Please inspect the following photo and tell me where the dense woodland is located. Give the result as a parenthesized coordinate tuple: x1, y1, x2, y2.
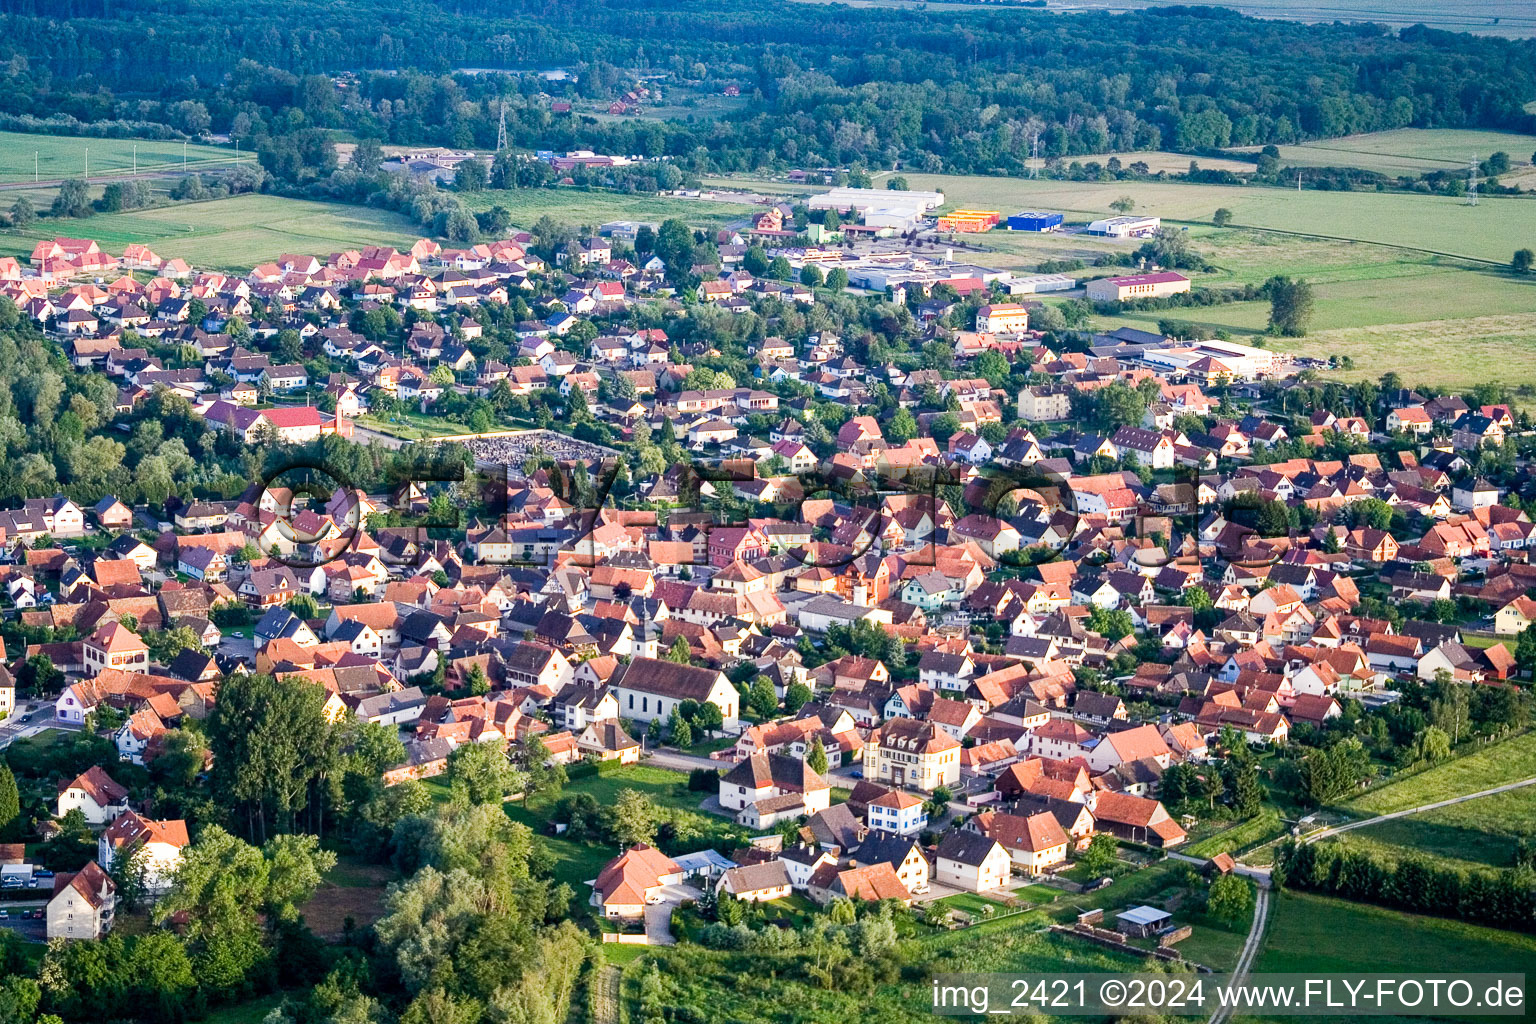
(1, 1, 1534, 174)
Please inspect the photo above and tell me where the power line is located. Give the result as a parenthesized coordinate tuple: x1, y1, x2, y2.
(496, 98, 508, 153)
(1467, 153, 1480, 206)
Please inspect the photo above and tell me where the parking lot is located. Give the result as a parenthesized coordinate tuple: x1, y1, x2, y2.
(0, 904, 47, 941)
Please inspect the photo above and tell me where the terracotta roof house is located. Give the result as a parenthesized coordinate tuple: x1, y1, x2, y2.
(590, 844, 683, 920)
(57, 766, 130, 825)
(1089, 791, 1186, 848)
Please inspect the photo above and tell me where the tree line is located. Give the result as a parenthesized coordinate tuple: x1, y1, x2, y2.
(1, 0, 1532, 177)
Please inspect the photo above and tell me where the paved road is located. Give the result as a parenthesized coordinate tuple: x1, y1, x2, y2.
(0, 705, 72, 750)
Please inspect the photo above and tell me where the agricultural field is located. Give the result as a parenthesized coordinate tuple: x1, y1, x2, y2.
(1342, 731, 1536, 816)
(457, 186, 754, 231)
(894, 170, 1536, 263)
(1253, 890, 1536, 976)
(1268, 313, 1536, 397)
(1227, 127, 1536, 177)
(1325, 784, 1536, 874)
(0, 185, 754, 274)
(0, 194, 421, 272)
(0, 130, 237, 184)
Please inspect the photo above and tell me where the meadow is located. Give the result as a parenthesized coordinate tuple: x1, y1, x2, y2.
(1227, 127, 1536, 176)
(0, 186, 755, 272)
(1321, 784, 1536, 875)
(1253, 890, 1536, 975)
(893, 171, 1536, 264)
(0, 194, 421, 271)
(458, 186, 754, 231)
(0, 130, 237, 184)
(1341, 731, 1536, 816)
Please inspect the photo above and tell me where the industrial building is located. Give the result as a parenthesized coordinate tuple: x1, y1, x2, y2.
(935, 210, 1000, 233)
(1085, 215, 1161, 238)
(1008, 273, 1076, 294)
(807, 187, 945, 215)
(1084, 271, 1190, 302)
(1007, 211, 1063, 232)
(1138, 338, 1285, 382)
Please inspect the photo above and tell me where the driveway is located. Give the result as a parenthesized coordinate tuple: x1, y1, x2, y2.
(645, 883, 701, 945)
(645, 749, 730, 773)
(219, 633, 257, 665)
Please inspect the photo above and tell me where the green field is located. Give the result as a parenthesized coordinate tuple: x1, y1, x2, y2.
(1253, 890, 1536, 975)
(0, 185, 753, 273)
(895, 171, 1536, 264)
(1342, 731, 1536, 816)
(458, 187, 753, 232)
(1185, 810, 1288, 860)
(0, 130, 237, 184)
(1325, 787, 1536, 874)
(0, 194, 421, 271)
(1227, 128, 1536, 176)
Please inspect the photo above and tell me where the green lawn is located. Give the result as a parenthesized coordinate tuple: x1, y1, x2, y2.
(200, 994, 288, 1024)
(0, 130, 236, 184)
(1323, 787, 1536, 873)
(1184, 810, 1287, 860)
(896, 170, 1536, 263)
(1342, 731, 1536, 815)
(0, 194, 422, 272)
(934, 891, 1010, 918)
(458, 187, 754, 231)
(601, 942, 654, 966)
(1254, 890, 1536, 975)
(673, 734, 738, 758)
(1011, 883, 1060, 905)
(496, 764, 750, 915)
(354, 412, 466, 441)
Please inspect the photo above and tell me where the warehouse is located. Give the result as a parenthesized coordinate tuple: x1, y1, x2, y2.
(1084, 271, 1190, 302)
(1007, 211, 1064, 232)
(935, 210, 1000, 233)
(1007, 273, 1075, 294)
(807, 187, 945, 215)
(1085, 215, 1161, 238)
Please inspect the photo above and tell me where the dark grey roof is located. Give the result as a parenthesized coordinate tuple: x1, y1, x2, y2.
(936, 830, 1003, 867)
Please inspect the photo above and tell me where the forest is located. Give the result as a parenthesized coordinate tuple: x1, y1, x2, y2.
(0, 0, 1534, 174)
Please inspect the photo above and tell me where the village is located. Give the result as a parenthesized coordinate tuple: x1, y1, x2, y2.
(0, 183, 1531, 971)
